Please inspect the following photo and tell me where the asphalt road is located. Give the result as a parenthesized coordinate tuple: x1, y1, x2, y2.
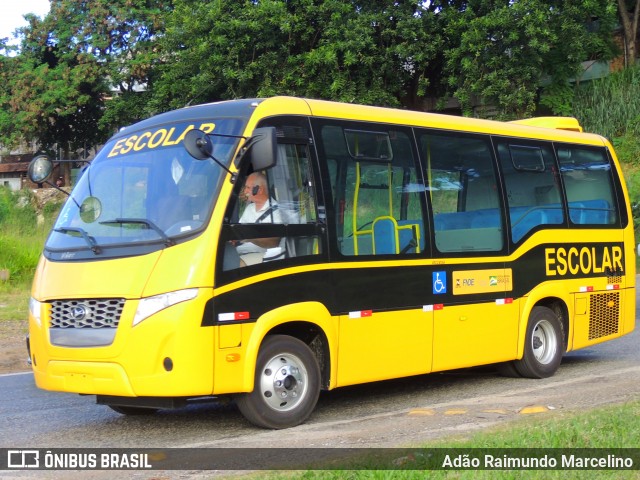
(1, 290, 639, 452)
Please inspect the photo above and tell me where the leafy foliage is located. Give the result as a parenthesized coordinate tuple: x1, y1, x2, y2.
(0, 187, 56, 285)
(151, 1, 443, 112)
(573, 63, 640, 139)
(0, 0, 628, 154)
(0, 0, 171, 157)
(443, 0, 617, 119)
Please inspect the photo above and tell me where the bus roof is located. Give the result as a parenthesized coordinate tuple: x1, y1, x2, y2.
(509, 117, 583, 132)
(115, 96, 603, 147)
(114, 98, 261, 139)
(290, 97, 602, 145)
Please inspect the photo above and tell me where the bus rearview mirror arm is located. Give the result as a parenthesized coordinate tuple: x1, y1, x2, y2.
(27, 155, 88, 207)
(183, 129, 238, 183)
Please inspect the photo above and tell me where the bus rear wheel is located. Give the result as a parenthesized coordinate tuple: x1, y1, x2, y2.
(236, 335, 320, 429)
(514, 306, 564, 379)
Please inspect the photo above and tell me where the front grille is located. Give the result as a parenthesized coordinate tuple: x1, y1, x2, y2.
(588, 292, 620, 340)
(49, 298, 125, 328)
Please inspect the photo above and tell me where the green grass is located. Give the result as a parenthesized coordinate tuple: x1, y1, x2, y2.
(248, 401, 640, 479)
(0, 288, 30, 323)
(573, 64, 640, 140)
(0, 187, 61, 322)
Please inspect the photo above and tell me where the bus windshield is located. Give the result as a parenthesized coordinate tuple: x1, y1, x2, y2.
(45, 119, 243, 259)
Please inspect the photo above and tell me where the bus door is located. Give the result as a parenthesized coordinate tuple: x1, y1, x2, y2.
(212, 119, 325, 378)
(316, 122, 432, 386)
(419, 130, 518, 372)
(218, 118, 324, 273)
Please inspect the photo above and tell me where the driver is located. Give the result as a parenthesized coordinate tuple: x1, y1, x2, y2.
(235, 172, 285, 265)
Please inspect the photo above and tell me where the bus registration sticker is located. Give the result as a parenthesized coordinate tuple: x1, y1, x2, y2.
(452, 269, 513, 295)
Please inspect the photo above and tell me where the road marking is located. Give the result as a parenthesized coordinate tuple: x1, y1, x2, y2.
(518, 405, 550, 414)
(444, 409, 467, 415)
(408, 408, 436, 416)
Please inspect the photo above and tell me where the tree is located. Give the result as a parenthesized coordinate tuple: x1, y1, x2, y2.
(152, 0, 443, 111)
(441, 0, 617, 119)
(43, 0, 172, 131)
(0, 0, 625, 158)
(617, 0, 640, 66)
(5, 13, 108, 183)
(0, 0, 172, 171)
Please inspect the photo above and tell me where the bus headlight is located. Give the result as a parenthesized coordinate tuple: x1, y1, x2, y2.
(29, 297, 42, 327)
(133, 288, 199, 326)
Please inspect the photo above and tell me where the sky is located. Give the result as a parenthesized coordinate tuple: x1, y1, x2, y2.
(0, 0, 50, 44)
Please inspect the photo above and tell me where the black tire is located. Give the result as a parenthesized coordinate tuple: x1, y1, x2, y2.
(108, 405, 158, 415)
(514, 306, 564, 379)
(496, 361, 522, 378)
(235, 335, 321, 429)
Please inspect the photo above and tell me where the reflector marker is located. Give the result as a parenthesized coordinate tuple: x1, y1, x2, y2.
(606, 284, 620, 290)
(218, 311, 250, 322)
(579, 286, 594, 292)
(423, 304, 444, 311)
(349, 310, 373, 318)
(495, 298, 513, 305)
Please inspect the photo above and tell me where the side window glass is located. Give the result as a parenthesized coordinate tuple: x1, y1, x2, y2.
(419, 132, 503, 253)
(557, 145, 618, 225)
(321, 124, 426, 256)
(496, 142, 564, 242)
(222, 142, 321, 270)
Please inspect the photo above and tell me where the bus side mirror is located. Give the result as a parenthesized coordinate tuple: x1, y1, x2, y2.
(183, 129, 213, 160)
(28, 155, 54, 183)
(246, 127, 277, 171)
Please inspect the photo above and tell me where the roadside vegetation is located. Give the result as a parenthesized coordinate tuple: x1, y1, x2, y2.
(252, 400, 640, 478)
(0, 187, 61, 323)
(574, 63, 640, 238)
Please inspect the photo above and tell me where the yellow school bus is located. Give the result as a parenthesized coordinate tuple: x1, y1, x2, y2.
(27, 97, 635, 429)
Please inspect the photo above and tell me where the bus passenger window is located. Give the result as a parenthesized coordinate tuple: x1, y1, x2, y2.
(320, 124, 425, 257)
(496, 142, 564, 243)
(557, 146, 618, 226)
(419, 132, 503, 253)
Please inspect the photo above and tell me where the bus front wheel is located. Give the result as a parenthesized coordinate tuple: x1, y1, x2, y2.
(236, 335, 321, 429)
(514, 306, 564, 379)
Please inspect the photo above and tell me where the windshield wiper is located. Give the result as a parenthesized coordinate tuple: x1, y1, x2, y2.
(54, 227, 102, 254)
(99, 218, 175, 247)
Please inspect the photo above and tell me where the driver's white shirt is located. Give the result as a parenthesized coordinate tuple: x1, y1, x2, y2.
(236, 199, 282, 255)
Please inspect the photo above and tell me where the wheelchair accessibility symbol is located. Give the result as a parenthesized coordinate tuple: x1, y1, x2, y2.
(433, 271, 447, 294)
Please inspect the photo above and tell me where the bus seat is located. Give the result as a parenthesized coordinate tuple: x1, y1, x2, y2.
(511, 208, 548, 242)
(372, 216, 398, 254)
(397, 220, 423, 253)
(569, 199, 611, 224)
(434, 212, 461, 231)
(470, 209, 501, 228)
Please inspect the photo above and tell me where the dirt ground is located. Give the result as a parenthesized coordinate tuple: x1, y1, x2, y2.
(0, 319, 31, 374)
